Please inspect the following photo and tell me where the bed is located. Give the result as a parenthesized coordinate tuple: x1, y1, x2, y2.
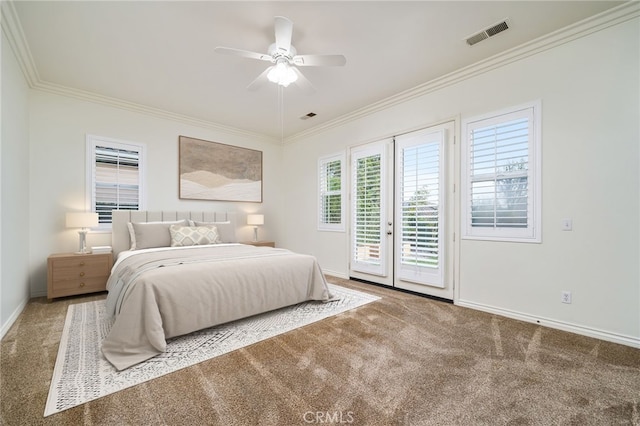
(102, 210, 333, 370)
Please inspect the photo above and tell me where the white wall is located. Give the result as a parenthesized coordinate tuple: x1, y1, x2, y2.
(28, 91, 283, 296)
(457, 20, 639, 344)
(3, 4, 638, 348)
(1, 30, 31, 336)
(281, 18, 640, 345)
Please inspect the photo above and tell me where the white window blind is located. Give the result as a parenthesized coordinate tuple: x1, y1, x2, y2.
(318, 153, 345, 231)
(400, 140, 440, 268)
(352, 151, 382, 266)
(87, 135, 146, 228)
(462, 102, 541, 242)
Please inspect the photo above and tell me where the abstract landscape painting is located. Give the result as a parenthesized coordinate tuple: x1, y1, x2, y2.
(179, 136, 262, 202)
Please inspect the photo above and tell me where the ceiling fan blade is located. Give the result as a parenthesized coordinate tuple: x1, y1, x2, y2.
(247, 66, 273, 91)
(214, 47, 272, 62)
(293, 54, 347, 67)
(274, 16, 293, 54)
(291, 67, 315, 94)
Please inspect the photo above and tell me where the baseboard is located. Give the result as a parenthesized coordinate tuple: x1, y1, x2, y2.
(456, 299, 640, 349)
(0, 296, 29, 340)
(323, 269, 349, 280)
(30, 289, 47, 298)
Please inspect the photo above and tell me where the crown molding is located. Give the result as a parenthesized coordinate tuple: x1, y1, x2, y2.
(34, 80, 279, 144)
(1, 0, 278, 145)
(284, 1, 640, 144)
(3, 1, 637, 146)
(32, 80, 279, 144)
(1, 0, 39, 86)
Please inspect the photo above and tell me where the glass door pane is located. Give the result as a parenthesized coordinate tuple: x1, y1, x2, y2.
(394, 122, 453, 299)
(350, 140, 392, 282)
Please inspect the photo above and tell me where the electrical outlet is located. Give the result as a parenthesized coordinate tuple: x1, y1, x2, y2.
(561, 291, 572, 304)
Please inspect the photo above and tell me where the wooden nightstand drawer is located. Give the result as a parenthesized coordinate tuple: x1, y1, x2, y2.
(51, 256, 111, 281)
(50, 277, 109, 295)
(47, 252, 113, 300)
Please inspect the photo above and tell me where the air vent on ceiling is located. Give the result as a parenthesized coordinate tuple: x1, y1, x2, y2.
(300, 112, 317, 120)
(465, 19, 510, 46)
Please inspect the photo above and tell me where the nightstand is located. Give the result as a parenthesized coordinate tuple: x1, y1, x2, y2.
(242, 241, 275, 248)
(47, 252, 113, 300)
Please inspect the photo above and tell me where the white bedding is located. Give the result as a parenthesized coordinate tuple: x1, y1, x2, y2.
(102, 244, 333, 370)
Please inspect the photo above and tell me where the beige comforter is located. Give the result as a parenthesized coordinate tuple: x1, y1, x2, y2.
(102, 244, 332, 370)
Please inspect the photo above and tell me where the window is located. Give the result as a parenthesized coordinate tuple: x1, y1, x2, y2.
(318, 152, 345, 231)
(86, 135, 146, 229)
(461, 101, 541, 242)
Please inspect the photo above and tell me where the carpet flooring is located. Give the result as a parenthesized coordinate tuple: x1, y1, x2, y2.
(45, 284, 378, 416)
(1, 277, 639, 425)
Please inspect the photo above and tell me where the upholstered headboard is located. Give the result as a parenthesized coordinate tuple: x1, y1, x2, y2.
(111, 210, 237, 258)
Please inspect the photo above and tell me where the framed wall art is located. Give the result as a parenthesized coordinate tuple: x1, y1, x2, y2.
(179, 136, 263, 202)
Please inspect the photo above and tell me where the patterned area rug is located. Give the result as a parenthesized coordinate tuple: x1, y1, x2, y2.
(44, 284, 379, 417)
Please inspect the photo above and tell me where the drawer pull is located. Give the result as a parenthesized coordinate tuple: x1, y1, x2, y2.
(80, 282, 85, 288)
(79, 272, 85, 277)
(79, 261, 85, 266)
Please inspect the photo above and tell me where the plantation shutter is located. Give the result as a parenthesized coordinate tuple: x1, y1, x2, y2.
(351, 145, 386, 275)
(395, 129, 444, 287)
(90, 140, 143, 226)
(469, 112, 530, 229)
(462, 103, 540, 242)
(318, 154, 344, 231)
(95, 146, 140, 224)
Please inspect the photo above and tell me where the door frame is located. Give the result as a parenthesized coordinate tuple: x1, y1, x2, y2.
(393, 121, 455, 300)
(346, 120, 458, 301)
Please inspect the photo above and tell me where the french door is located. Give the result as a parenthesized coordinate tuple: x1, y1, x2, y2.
(349, 139, 394, 286)
(350, 122, 454, 300)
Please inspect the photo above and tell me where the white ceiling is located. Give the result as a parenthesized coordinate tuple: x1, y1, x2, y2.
(12, 1, 623, 141)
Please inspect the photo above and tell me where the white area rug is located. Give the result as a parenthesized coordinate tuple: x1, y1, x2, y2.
(45, 284, 379, 417)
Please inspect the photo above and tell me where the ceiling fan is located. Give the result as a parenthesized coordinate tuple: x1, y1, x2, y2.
(214, 16, 346, 93)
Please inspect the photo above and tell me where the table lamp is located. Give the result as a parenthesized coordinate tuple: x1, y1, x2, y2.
(247, 214, 264, 242)
(66, 212, 99, 254)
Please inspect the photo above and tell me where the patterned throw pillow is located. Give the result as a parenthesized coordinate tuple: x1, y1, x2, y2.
(189, 220, 237, 243)
(169, 225, 221, 247)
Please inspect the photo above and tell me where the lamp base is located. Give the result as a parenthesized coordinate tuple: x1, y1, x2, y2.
(77, 229, 90, 254)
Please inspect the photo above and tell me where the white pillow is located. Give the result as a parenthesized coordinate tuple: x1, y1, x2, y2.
(127, 220, 188, 250)
(170, 225, 221, 247)
(189, 220, 237, 243)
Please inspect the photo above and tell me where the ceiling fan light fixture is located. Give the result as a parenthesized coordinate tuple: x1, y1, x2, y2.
(216, 16, 344, 92)
(267, 61, 298, 87)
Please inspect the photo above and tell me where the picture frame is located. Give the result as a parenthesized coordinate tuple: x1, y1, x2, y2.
(179, 136, 263, 202)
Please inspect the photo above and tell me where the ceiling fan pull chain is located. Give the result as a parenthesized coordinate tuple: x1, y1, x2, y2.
(279, 86, 285, 143)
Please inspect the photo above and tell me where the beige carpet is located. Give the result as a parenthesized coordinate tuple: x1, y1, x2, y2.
(1, 277, 639, 425)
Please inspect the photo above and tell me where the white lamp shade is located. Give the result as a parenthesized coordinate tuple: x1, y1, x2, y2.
(247, 214, 264, 226)
(267, 62, 298, 87)
(66, 212, 99, 228)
